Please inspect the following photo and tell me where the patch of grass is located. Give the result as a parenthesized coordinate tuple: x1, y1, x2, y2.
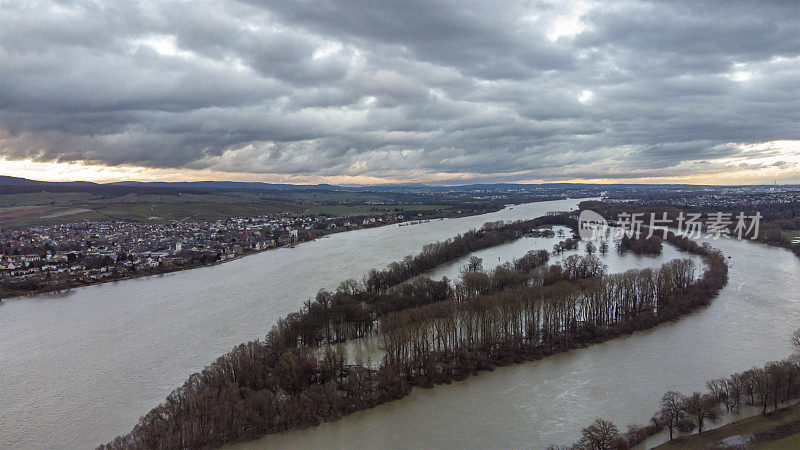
(281, 191, 386, 203)
(97, 202, 300, 222)
(304, 204, 452, 217)
(0, 192, 97, 207)
(0, 205, 107, 227)
(0, 192, 303, 227)
(99, 193, 258, 204)
(657, 402, 800, 449)
(0, 190, 461, 227)
(781, 230, 800, 245)
(757, 433, 800, 449)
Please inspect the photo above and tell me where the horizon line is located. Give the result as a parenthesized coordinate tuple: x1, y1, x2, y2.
(2, 174, 796, 188)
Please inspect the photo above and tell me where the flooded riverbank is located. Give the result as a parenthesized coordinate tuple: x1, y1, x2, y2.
(233, 236, 799, 449)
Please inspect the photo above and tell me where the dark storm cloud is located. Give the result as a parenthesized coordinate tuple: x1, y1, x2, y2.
(1, 0, 798, 181)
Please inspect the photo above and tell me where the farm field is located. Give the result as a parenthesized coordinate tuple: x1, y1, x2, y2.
(0, 190, 461, 227)
(303, 203, 452, 216)
(0, 191, 305, 227)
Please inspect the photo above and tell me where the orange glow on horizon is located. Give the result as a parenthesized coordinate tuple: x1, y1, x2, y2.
(2, 158, 798, 186)
(2, 139, 799, 187)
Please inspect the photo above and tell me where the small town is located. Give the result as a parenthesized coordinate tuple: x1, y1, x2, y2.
(0, 210, 413, 297)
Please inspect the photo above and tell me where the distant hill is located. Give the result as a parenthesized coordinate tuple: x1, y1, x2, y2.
(109, 180, 333, 191)
(0, 176, 529, 193)
(0, 176, 347, 195)
(0, 177, 590, 194)
(0, 175, 97, 187)
(0, 176, 210, 196)
(3, 175, 795, 195)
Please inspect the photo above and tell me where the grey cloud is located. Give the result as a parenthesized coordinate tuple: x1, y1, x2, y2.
(0, 0, 798, 182)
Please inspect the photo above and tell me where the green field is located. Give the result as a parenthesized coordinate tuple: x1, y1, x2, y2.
(0, 203, 299, 227)
(0, 205, 108, 227)
(97, 202, 299, 222)
(0, 191, 305, 227)
(0, 192, 99, 207)
(657, 402, 800, 449)
(280, 191, 387, 203)
(759, 433, 800, 449)
(304, 204, 452, 216)
(0, 189, 459, 227)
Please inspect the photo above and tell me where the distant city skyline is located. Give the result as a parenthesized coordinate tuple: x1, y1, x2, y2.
(1, 1, 798, 185)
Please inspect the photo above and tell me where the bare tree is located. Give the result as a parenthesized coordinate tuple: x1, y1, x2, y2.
(683, 392, 721, 433)
(659, 391, 685, 441)
(460, 256, 484, 277)
(579, 418, 619, 450)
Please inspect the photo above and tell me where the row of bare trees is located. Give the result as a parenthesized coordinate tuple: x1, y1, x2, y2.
(101, 227, 726, 449)
(363, 216, 574, 292)
(553, 237, 580, 254)
(379, 255, 712, 385)
(263, 222, 584, 350)
(617, 233, 663, 255)
(269, 218, 577, 348)
(566, 330, 800, 449)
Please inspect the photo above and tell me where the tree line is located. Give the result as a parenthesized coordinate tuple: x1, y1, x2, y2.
(378, 249, 717, 387)
(381, 260, 693, 378)
(266, 216, 575, 349)
(616, 233, 663, 255)
(100, 224, 727, 449)
(363, 216, 574, 292)
(563, 329, 800, 449)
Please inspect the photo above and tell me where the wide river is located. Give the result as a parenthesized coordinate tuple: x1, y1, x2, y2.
(1, 198, 798, 449)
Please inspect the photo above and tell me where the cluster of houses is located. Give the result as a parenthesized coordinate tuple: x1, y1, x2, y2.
(612, 187, 800, 209)
(0, 210, 411, 296)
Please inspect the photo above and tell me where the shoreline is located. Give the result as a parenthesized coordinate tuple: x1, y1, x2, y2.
(1, 204, 515, 301)
(653, 401, 800, 449)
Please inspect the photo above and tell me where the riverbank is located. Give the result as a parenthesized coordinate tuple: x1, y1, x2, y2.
(0, 205, 508, 300)
(656, 402, 800, 449)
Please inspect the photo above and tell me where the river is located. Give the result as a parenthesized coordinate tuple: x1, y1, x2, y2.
(1, 198, 584, 449)
(2, 199, 797, 449)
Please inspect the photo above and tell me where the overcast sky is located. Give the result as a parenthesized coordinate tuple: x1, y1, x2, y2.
(1, 0, 798, 184)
